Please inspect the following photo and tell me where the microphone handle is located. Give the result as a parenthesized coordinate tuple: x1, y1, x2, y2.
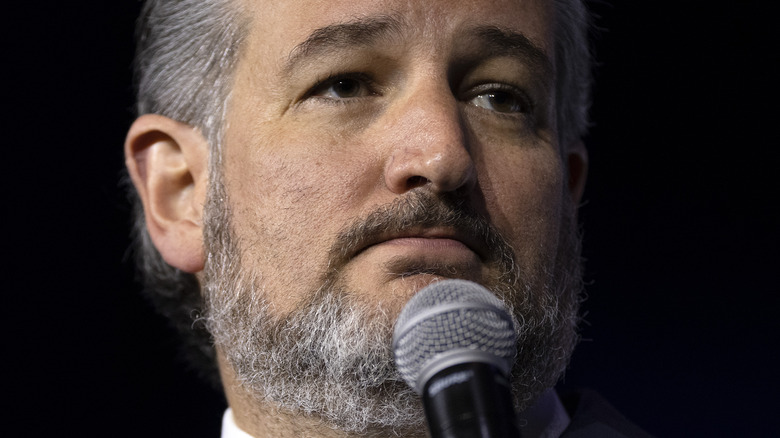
(422, 362, 522, 438)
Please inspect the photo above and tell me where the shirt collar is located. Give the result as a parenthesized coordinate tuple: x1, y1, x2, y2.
(221, 408, 254, 438)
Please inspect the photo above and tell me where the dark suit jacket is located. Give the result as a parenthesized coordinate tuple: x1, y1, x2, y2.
(559, 390, 655, 438)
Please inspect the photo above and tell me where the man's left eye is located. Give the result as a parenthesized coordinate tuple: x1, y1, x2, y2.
(467, 88, 530, 114)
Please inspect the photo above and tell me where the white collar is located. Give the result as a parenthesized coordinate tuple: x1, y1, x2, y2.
(221, 389, 570, 438)
(221, 408, 254, 438)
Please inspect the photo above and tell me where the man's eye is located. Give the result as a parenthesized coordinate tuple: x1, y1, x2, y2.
(310, 76, 373, 99)
(468, 88, 530, 114)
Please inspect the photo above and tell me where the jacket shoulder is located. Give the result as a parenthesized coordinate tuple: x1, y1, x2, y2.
(559, 389, 655, 438)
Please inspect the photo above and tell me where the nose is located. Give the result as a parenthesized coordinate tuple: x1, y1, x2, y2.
(382, 85, 477, 195)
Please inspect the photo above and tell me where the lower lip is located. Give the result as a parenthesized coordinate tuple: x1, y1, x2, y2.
(380, 237, 470, 251)
(358, 237, 483, 282)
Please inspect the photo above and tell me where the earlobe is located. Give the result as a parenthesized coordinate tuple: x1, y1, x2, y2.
(566, 141, 588, 205)
(125, 114, 209, 273)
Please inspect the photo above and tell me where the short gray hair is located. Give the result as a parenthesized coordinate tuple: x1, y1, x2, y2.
(126, 0, 593, 383)
(553, 0, 593, 148)
(128, 0, 249, 384)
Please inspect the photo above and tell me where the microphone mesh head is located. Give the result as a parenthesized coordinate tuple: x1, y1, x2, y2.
(392, 279, 516, 394)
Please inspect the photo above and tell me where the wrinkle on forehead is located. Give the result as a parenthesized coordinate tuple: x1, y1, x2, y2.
(242, 0, 554, 54)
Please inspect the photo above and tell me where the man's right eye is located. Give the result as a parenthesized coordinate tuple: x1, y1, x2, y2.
(308, 74, 376, 100)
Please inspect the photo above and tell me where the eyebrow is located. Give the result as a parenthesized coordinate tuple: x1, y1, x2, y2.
(284, 15, 405, 75)
(470, 25, 553, 82)
(283, 16, 552, 82)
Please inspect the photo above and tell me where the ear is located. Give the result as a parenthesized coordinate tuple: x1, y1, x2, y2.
(565, 140, 588, 205)
(125, 114, 209, 273)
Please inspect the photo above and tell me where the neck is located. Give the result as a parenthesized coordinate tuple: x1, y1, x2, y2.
(219, 354, 569, 438)
(224, 385, 568, 438)
(219, 356, 427, 438)
(230, 406, 426, 438)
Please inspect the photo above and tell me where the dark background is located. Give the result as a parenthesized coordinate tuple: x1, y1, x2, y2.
(6, 1, 778, 436)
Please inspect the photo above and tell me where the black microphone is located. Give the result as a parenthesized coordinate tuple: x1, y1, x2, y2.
(393, 279, 522, 438)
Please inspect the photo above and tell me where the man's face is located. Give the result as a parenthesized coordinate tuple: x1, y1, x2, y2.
(222, 0, 565, 316)
(203, 0, 584, 433)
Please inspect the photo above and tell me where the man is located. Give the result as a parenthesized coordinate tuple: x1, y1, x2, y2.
(124, 0, 651, 436)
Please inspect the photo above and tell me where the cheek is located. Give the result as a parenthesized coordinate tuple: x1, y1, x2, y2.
(221, 122, 381, 304)
(227, 147, 331, 248)
(480, 147, 565, 256)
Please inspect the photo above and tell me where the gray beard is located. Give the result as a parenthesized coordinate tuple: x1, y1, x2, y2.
(201, 182, 583, 436)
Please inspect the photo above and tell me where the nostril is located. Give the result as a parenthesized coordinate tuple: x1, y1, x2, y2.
(406, 175, 429, 190)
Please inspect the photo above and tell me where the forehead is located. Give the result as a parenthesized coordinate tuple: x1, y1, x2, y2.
(239, 0, 554, 62)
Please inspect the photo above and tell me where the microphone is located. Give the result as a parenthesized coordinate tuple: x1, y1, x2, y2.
(393, 279, 521, 438)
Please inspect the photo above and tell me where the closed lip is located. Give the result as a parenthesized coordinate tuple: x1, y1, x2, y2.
(352, 227, 488, 261)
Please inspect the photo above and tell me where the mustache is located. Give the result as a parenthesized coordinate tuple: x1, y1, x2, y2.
(326, 190, 515, 273)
